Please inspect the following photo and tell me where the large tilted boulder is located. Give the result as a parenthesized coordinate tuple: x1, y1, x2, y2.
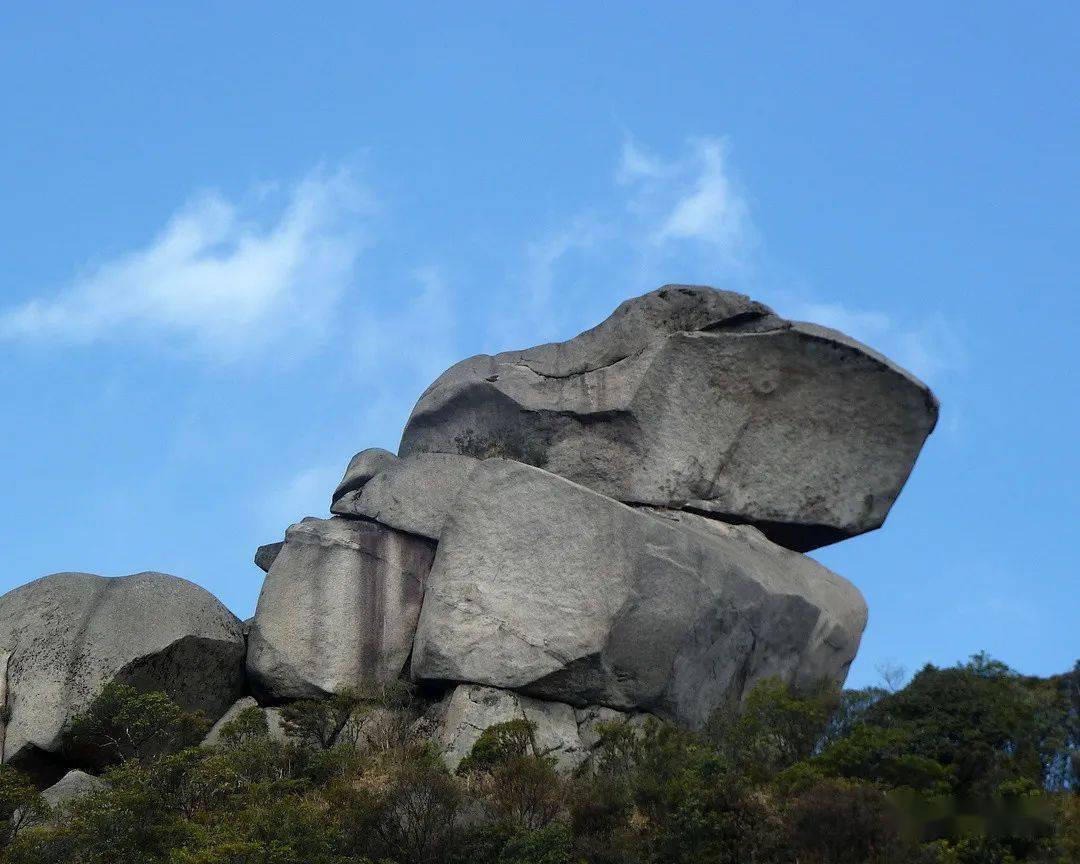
(411, 459, 867, 729)
(247, 517, 436, 700)
(0, 571, 245, 780)
(399, 285, 938, 551)
(332, 453, 480, 540)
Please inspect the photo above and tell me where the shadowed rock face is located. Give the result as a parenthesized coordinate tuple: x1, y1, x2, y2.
(0, 571, 245, 782)
(398, 285, 938, 552)
(247, 517, 436, 701)
(410, 460, 867, 729)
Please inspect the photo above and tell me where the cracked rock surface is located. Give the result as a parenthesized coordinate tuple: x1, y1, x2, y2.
(399, 284, 938, 551)
(410, 459, 867, 729)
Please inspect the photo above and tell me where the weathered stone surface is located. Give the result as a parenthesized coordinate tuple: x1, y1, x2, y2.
(411, 460, 867, 728)
(0, 571, 245, 779)
(41, 769, 105, 810)
(254, 541, 284, 573)
(399, 285, 938, 551)
(331, 448, 399, 506)
(426, 683, 633, 771)
(202, 697, 289, 746)
(331, 453, 480, 540)
(247, 517, 436, 700)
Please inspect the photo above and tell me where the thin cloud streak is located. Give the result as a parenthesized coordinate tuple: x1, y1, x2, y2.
(1, 168, 370, 359)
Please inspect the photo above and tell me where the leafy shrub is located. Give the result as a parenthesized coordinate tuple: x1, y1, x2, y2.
(2, 655, 1077, 863)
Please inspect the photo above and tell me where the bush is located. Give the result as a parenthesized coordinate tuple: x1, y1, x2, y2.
(61, 682, 209, 768)
(2, 656, 1076, 864)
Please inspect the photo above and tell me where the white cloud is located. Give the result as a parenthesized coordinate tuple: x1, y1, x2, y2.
(616, 139, 672, 184)
(616, 136, 752, 261)
(1, 168, 370, 358)
(481, 137, 755, 351)
(654, 139, 749, 250)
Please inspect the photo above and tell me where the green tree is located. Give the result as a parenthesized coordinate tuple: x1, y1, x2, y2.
(62, 682, 209, 768)
(0, 765, 46, 850)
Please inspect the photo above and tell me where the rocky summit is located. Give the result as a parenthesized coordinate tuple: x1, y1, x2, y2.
(0, 284, 937, 780)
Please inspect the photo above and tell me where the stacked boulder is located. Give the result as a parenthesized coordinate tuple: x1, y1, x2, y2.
(0, 285, 938, 782)
(248, 285, 937, 746)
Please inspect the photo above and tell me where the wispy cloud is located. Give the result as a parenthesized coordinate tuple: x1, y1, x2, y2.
(484, 136, 755, 350)
(620, 136, 753, 262)
(1, 168, 370, 359)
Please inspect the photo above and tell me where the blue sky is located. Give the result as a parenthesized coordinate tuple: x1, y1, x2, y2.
(1, 3, 1077, 688)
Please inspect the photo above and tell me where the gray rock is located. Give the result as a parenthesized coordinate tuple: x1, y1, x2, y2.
(411, 460, 867, 728)
(331, 453, 480, 540)
(202, 697, 289, 746)
(254, 542, 284, 573)
(399, 285, 938, 551)
(0, 571, 245, 779)
(574, 704, 636, 750)
(41, 769, 105, 810)
(428, 684, 617, 772)
(331, 448, 399, 506)
(247, 517, 436, 700)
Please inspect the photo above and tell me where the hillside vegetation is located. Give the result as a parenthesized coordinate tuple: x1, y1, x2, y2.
(0, 654, 1076, 864)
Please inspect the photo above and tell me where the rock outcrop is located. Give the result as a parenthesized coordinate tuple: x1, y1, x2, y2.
(0, 571, 245, 781)
(331, 448, 400, 506)
(40, 769, 106, 811)
(0, 283, 938, 780)
(202, 696, 290, 746)
(253, 542, 284, 574)
(331, 453, 480, 540)
(399, 285, 937, 552)
(411, 459, 867, 728)
(425, 683, 646, 771)
(247, 517, 436, 700)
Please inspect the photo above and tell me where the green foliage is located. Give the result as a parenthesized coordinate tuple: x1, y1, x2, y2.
(214, 706, 269, 748)
(456, 718, 539, 775)
(279, 688, 366, 751)
(496, 823, 574, 864)
(62, 682, 209, 768)
(0, 766, 45, 850)
(705, 676, 839, 782)
(459, 720, 563, 832)
(857, 654, 1068, 797)
(3, 656, 1078, 864)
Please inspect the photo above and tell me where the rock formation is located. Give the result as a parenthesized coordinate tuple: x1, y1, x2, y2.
(410, 459, 866, 728)
(247, 517, 435, 700)
(0, 284, 937, 781)
(0, 571, 244, 782)
(399, 285, 937, 552)
(423, 683, 648, 771)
